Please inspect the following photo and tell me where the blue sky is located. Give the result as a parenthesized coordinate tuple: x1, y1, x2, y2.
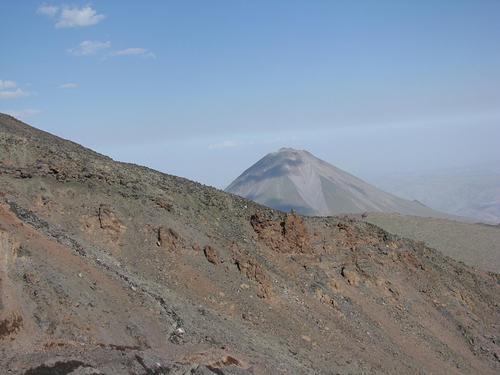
(1, 1, 499, 188)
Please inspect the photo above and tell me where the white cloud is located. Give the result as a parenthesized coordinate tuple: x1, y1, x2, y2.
(110, 48, 156, 58)
(208, 140, 239, 150)
(68, 42, 155, 59)
(68, 40, 111, 56)
(0, 88, 30, 100)
(0, 80, 17, 90)
(55, 5, 105, 28)
(37, 4, 105, 28)
(111, 48, 145, 56)
(1, 109, 41, 119)
(37, 3, 59, 17)
(0, 80, 31, 99)
(59, 82, 79, 89)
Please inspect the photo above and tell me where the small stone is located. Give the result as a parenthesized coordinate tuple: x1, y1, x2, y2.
(341, 266, 360, 286)
(203, 245, 220, 264)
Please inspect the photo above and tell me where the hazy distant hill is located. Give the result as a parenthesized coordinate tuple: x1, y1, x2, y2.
(373, 165, 500, 224)
(227, 148, 451, 218)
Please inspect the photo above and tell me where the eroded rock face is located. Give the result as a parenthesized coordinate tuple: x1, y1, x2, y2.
(250, 212, 313, 254)
(341, 266, 360, 286)
(0, 230, 25, 340)
(232, 244, 272, 299)
(0, 312, 23, 339)
(204, 245, 220, 264)
(98, 204, 125, 236)
(157, 226, 181, 250)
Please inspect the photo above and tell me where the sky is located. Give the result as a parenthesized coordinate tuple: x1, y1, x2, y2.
(1, 0, 499, 188)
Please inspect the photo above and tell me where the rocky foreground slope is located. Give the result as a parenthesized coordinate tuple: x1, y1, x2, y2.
(0, 113, 499, 374)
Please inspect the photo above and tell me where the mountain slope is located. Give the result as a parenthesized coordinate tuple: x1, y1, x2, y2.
(0, 113, 499, 374)
(363, 212, 500, 273)
(226, 148, 451, 218)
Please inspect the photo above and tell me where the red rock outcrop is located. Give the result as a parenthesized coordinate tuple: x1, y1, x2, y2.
(250, 212, 313, 254)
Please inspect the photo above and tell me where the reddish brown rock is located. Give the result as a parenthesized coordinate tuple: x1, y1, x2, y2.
(157, 226, 180, 250)
(0, 312, 22, 339)
(341, 266, 360, 286)
(98, 204, 125, 235)
(232, 244, 272, 298)
(250, 212, 313, 254)
(204, 245, 220, 264)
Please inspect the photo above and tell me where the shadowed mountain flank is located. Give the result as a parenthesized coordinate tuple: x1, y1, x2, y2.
(0, 114, 499, 374)
(226, 148, 454, 218)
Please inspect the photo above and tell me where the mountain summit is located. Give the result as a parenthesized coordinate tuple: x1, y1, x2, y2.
(227, 148, 448, 217)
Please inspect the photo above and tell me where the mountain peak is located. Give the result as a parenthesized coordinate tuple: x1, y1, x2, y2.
(227, 149, 450, 218)
(277, 147, 305, 153)
(275, 147, 312, 158)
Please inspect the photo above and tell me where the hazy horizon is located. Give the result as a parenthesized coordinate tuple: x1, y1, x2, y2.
(1, 1, 499, 188)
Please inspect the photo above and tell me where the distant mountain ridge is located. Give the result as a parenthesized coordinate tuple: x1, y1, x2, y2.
(372, 165, 500, 224)
(227, 148, 452, 218)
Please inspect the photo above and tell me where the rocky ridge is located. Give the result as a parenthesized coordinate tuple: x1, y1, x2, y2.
(0, 113, 499, 374)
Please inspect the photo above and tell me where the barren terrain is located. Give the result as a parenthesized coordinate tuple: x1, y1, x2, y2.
(0, 113, 499, 374)
(365, 213, 500, 273)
